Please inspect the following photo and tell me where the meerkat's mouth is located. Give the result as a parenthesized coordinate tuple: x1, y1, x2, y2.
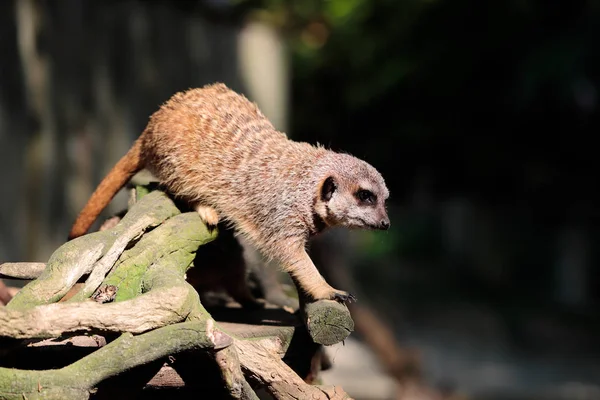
(347, 217, 383, 230)
(359, 218, 390, 231)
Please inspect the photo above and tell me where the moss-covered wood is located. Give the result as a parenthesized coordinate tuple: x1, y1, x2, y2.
(0, 185, 355, 399)
(0, 321, 228, 400)
(6, 191, 182, 310)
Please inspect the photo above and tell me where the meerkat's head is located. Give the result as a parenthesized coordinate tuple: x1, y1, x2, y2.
(314, 154, 390, 231)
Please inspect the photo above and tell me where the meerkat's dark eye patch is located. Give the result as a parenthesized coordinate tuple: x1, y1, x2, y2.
(321, 176, 337, 201)
(356, 189, 376, 205)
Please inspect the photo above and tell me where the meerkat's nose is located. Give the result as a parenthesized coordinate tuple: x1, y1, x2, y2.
(379, 219, 390, 230)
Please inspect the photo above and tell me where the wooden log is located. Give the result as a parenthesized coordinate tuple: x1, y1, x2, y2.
(304, 299, 354, 346)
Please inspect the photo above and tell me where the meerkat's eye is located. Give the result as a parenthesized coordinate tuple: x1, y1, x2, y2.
(356, 189, 376, 204)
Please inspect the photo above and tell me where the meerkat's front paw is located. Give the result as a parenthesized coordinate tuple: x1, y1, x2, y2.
(194, 205, 220, 230)
(307, 286, 357, 304)
(330, 290, 357, 304)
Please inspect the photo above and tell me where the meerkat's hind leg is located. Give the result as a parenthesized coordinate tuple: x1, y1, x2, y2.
(223, 269, 264, 310)
(194, 204, 220, 230)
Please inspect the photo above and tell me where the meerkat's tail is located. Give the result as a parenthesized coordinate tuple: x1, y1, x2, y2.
(68, 138, 144, 240)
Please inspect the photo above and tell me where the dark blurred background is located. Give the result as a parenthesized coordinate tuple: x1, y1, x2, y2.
(1, 1, 599, 399)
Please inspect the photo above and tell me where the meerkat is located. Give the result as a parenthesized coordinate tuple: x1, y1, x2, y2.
(68, 83, 390, 303)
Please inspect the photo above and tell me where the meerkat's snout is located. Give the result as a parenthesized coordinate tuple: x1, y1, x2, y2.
(379, 215, 390, 230)
(367, 207, 390, 230)
(378, 204, 390, 230)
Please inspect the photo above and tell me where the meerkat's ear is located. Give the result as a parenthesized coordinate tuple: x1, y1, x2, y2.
(320, 176, 337, 201)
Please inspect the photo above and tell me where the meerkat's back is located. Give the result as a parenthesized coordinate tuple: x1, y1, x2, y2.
(141, 84, 298, 200)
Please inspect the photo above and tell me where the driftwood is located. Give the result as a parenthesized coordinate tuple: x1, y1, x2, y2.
(0, 187, 354, 399)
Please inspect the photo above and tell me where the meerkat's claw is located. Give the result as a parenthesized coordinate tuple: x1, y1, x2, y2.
(195, 205, 220, 229)
(331, 291, 357, 304)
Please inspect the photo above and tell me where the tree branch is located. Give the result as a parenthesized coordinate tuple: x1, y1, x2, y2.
(0, 262, 46, 280)
(0, 186, 355, 399)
